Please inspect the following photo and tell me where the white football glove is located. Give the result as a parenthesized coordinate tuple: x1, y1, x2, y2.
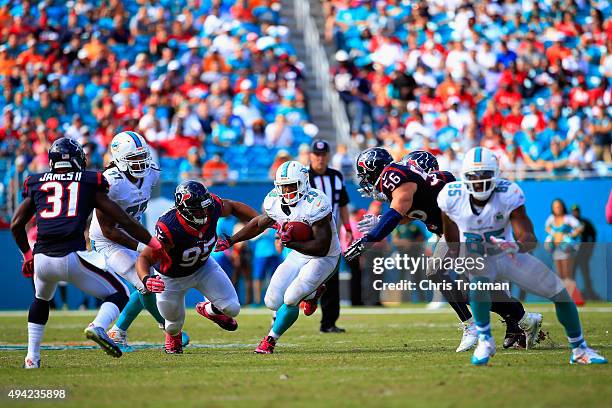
(357, 214, 381, 234)
(489, 236, 519, 256)
(357, 188, 388, 202)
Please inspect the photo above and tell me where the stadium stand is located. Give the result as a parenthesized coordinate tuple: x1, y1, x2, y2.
(0, 0, 316, 214)
(323, 0, 612, 176)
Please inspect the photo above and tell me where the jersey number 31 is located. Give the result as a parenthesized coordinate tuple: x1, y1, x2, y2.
(39, 181, 80, 219)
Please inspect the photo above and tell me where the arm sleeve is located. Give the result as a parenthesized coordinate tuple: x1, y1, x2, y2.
(155, 220, 174, 247)
(505, 182, 526, 214)
(364, 208, 403, 242)
(21, 176, 31, 199)
(309, 195, 332, 223)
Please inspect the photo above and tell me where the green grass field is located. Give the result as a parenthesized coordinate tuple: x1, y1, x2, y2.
(0, 305, 610, 408)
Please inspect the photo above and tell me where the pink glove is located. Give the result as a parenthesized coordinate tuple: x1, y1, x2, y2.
(22, 249, 34, 278)
(490, 236, 519, 256)
(277, 224, 294, 245)
(214, 234, 232, 252)
(142, 275, 165, 293)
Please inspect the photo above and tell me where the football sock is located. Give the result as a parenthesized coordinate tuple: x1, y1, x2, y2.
(551, 290, 584, 348)
(270, 304, 299, 339)
(139, 292, 165, 325)
(116, 291, 144, 331)
(431, 272, 472, 322)
(92, 302, 120, 329)
(490, 291, 525, 323)
(205, 302, 223, 316)
(469, 277, 492, 337)
(27, 322, 45, 361)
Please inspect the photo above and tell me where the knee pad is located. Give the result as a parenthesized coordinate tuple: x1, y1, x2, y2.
(264, 293, 282, 311)
(220, 301, 240, 318)
(28, 297, 51, 325)
(104, 291, 129, 311)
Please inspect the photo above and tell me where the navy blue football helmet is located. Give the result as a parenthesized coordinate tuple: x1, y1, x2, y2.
(175, 180, 214, 226)
(401, 150, 439, 173)
(48, 137, 86, 171)
(355, 147, 394, 194)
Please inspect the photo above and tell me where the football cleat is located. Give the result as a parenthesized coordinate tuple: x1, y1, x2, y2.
(254, 336, 276, 354)
(84, 324, 122, 358)
(164, 332, 183, 354)
(301, 284, 326, 316)
(502, 319, 526, 349)
(471, 334, 496, 366)
(23, 357, 40, 369)
(107, 327, 134, 353)
(518, 312, 543, 350)
(570, 344, 608, 365)
(196, 301, 238, 331)
(320, 326, 346, 333)
(456, 320, 478, 352)
(182, 331, 190, 347)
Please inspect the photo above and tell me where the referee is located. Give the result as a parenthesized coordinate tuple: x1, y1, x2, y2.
(308, 139, 352, 333)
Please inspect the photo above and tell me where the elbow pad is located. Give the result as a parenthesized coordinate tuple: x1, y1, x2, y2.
(364, 208, 403, 242)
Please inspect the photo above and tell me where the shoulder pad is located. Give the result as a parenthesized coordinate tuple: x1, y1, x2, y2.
(263, 189, 278, 213)
(307, 189, 332, 223)
(437, 182, 463, 215)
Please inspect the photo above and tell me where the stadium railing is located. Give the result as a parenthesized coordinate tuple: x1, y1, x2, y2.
(294, 0, 351, 149)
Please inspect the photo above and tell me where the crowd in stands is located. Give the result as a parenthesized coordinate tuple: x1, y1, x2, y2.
(325, 0, 612, 175)
(0, 0, 316, 212)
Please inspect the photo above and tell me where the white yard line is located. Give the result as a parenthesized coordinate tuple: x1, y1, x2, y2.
(0, 306, 611, 317)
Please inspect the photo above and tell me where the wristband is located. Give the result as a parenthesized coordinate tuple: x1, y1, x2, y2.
(23, 248, 33, 260)
(137, 242, 147, 253)
(343, 223, 352, 233)
(142, 275, 150, 286)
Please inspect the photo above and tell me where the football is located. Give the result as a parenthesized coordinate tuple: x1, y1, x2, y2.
(283, 221, 313, 241)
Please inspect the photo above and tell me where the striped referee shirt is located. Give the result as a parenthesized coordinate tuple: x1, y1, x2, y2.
(308, 167, 349, 223)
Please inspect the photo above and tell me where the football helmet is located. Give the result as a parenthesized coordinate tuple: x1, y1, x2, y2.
(401, 150, 439, 173)
(355, 147, 393, 195)
(49, 137, 86, 171)
(461, 147, 499, 201)
(274, 161, 310, 205)
(175, 180, 214, 226)
(110, 131, 152, 178)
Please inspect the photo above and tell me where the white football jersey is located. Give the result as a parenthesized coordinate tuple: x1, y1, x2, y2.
(89, 163, 160, 248)
(263, 187, 341, 258)
(437, 179, 525, 256)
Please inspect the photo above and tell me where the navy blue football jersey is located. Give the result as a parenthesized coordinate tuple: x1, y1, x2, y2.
(378, 162, 455, 234)
(154, 194, 224, 278)
(23, 171, 109, 256)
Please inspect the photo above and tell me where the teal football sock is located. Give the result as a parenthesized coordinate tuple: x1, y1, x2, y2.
(552, 290, 584, 348)
(139, 292, 165, 325)
(116, 291, 144, 332)
(469, 277, 492, 336)
(270, 304, 300, 338)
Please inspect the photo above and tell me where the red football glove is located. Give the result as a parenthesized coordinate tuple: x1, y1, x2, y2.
(142, 275, 165, 293)
(271, 222, 281, 231)
(277, 224, 294, 245)
(22, 249, 34, 278)
(214, 234, 232, 252)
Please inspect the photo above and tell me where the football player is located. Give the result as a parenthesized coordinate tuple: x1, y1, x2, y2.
(11, 138, 164, 368)
(347, 148, 541, 352)
(216, 161, 340, 354)
(89, 131, 188, 351)
(135, 180, 258, 354)
(438, 147, 607, 365)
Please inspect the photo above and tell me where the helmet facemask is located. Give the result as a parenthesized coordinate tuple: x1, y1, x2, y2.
(180, 196, 213, 226)
(275, 179, 307, 205)
(463, 170, 497, 201)
(117, 148, 152, 178)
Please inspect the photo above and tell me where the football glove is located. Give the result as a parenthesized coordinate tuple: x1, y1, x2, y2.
(357, 214, 381, 234)
(357, 188, 388, 202)
(489, 236, 519, 256)
(22, 249, 34, 278)
(277, 224, 294, 245)
(215, 234, 233, 252)
(142, 275, 165, 293)
(344, 237, 367, 262)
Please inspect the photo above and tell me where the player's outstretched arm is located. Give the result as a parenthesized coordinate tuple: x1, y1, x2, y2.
(441, 212, 461, 257)
(94, 191, 152, 246)
(220, 199, 259, 223)
(284, 215, 332, 257)
(216, 213, 275, 252)
(509, 205, 537, 252)
(135, 246, 165, 293)
(95, 208, 139, 251)
(365, 182, 416, 243)
(10, 197, 35, 254)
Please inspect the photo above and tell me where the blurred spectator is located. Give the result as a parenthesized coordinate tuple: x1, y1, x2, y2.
(297, 143, 311, 167)
(331, 143, 353, 179)
(268, 149, 292, 179)
(545, 199, 584, 305)
(179, 147, 203, 181)
(202, 154, 229, 185)
(4, 155, 29, 212)
(571, 204, 599, 300)
(265, 114, 293, 147)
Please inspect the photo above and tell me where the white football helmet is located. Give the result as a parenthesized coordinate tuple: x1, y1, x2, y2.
(274, 160, 310, 205)
(110, 131, 152, 178)
(461, 147, 499, 201)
